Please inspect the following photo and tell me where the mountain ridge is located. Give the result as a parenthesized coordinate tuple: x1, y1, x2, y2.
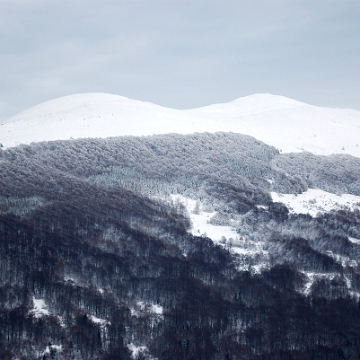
(1, 92, 360, 158)
(184, 93, 308, 114)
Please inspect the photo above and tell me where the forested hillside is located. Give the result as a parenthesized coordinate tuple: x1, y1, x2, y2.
(1, 133, 360, 359)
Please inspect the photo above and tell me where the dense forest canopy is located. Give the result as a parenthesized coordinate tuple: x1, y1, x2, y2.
(1, 132, 360, 359)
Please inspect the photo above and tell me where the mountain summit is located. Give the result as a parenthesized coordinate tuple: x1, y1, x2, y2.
(1, 92, 360, 157)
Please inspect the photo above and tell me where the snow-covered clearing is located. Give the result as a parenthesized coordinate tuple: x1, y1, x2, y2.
(271, 189, 360, 216)
(170, 194, 270, 274)
(171, 195, 237, 242)
(171, 191, 360, 278)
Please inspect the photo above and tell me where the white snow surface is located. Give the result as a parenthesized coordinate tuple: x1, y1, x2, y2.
(271, 189, 360, 216)
(130, 301, 164, 317)
(0, 93, 218, 148)
(171, 195, 237, 242)
(128, 343, 148, 359)
(42, 345, 62, 356)
(171, 192, 360, 276)
(89, 314, 109, 326)
(302, 272, 338, 296)
(31, 297, 50, 318)
(349, 237, 360, 245)
(30, 297, 65, 326)
(186, 94, 360, 157)
(1, 92, 360, 157)
(171, 195, 271, 274)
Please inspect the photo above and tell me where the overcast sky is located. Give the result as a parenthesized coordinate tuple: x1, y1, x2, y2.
(0, 0, 359, 122)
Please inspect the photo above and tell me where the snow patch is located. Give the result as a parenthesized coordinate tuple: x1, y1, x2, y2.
(349, 237, 360, 245)
(171, 195, 270, 274)
(171, 195, 237, 241)
(302, 272, 338, 296)
(130, 301, 163, 318)
(128, 343, 148, 359)
(325, 250, 358, 267)
(42, 344, 62, 356)
(271, 189, 360, 216)
(301, 272, 360, 299)
(89, 314, 109, 326)
(251, 263, 270, 274)
(64, 276, 77, 284)
(31, 298, 49, 318)
(30, 297, 65, 326)
(150, 304, 163, 315)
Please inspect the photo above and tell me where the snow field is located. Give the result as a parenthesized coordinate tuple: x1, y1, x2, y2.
(171, 189, 360, 256)
(170, 194, 269, 274)
(271, 188, 360, 217)
(171, 189, 360, 284)
(170, 194, 237, 242)
(2, 92, 360, 158)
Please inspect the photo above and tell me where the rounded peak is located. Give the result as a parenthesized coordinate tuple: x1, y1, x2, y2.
(191, 93, 307, 113)
(4, 92, 164, 124)
(231, 93, 307, 106)
(0, 92, 210, 149)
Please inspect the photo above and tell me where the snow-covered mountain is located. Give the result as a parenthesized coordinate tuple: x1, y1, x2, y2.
(1, 92, 360, 157)
(186, 94, 360, 157)
(2, 95, 360, 358)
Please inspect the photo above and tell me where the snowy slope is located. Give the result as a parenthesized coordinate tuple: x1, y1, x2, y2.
(185, 94, 360, 157)
(271, 189, 360, 217)
(1, 92, 360, 158)
(0, 93, 219, 148)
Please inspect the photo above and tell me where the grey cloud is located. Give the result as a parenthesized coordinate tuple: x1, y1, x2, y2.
(0, 0, 359, 122)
